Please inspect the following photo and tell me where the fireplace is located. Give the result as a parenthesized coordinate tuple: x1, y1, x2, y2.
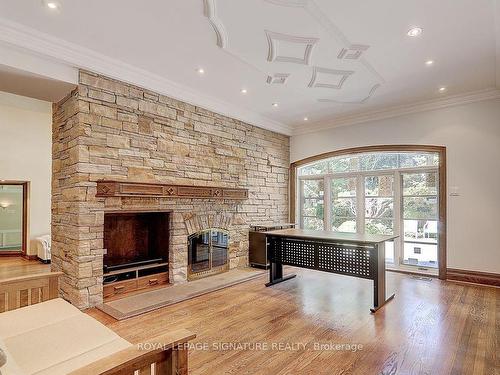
(188, 229, 229, 280)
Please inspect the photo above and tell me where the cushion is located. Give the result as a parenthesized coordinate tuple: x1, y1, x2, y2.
(33, 339, 131, 375)
(0, 298, 80, 339)
(0, 347, 6, 367)
(0, 338, 27, 375)
(0, 299, 131, 375)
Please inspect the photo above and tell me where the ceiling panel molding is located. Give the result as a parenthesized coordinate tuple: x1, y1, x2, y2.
(265, 0, 384, 84)
(337, 44, 370, 60)
(202, 1, 273, 80)
(318, 83, 380, 104)
(265, 30, 319, 65)
(305, 1, 384, 84)
(308, 67, 354, 89)
(0, 16, 292, 135)
(266, 73, 290, 84)
(203, 0, 228, 48)
(294, 88, 500, 135)
(206, 0, 381, 101)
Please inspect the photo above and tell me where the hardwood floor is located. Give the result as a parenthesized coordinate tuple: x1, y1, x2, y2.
(0, 256, 50, 279)
(88, 268, 499, 375)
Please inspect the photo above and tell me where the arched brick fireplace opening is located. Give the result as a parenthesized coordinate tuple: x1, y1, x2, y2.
(184, 212, 233, 280)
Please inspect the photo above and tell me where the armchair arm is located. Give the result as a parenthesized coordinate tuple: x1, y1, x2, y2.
(69, 328, 196, 375)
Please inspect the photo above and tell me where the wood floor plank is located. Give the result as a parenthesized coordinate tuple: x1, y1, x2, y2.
(483, 287, 498, 375)
(80, 269, 498, 375)
(3, 255, 495, 373)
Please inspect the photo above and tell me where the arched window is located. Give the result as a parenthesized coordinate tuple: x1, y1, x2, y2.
(292, 147, 445, 277)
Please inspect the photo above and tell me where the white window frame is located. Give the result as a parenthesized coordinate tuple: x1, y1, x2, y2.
(297, 156, 439, 276)
(397, 169, 439, 274)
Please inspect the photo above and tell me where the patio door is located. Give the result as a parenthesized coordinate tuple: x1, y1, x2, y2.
(364, 174, 398, 265)
(399, 171, 439, 271)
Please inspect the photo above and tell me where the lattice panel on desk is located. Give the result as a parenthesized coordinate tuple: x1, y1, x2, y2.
(269, 238, 315, 267)
(268, 237, 376, 280)
(318, 243, 373, 279)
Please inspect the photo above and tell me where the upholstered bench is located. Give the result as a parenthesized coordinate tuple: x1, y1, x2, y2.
(0, 272, 195, 375)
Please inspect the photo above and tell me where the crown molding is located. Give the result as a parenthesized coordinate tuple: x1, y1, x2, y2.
(495, 0, 500, 88)
(0, 17, 292, 136)
(293, 88, 500, 136)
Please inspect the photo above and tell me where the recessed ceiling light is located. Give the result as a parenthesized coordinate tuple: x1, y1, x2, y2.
(272, 103, 278, 107)
(43, 0, 60, 10)
(240, 88, 247, 94)
(303, 117, 308, 121)
(439, 86, 447, 92)
(407, 27, 423, 37)
(425, 60, 434, 66)
(197, 68, 205, 74)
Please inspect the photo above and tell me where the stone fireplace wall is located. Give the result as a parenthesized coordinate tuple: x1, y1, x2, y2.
(52, 70, 289, 309)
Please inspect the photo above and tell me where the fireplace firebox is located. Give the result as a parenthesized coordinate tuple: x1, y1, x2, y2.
(103, 211, 170, 272)
(188, 229, 229, 280)
(102, 211, 170, 299)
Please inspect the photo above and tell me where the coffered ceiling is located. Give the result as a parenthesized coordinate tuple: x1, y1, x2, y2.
(0, 0, 499, 135)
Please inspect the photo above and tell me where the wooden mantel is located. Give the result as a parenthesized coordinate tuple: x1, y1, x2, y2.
(96, 180, 249, 200)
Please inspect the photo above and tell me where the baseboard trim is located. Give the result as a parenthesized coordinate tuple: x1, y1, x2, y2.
(446, 268, 500, 287)
(22, 254, 39, 260)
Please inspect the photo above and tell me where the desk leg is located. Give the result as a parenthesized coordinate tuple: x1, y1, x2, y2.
(370, 242, 395, 313)
(265, 262, 296, 287)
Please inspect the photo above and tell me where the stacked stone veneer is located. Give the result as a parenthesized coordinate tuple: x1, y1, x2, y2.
(52, 70, 289, 309)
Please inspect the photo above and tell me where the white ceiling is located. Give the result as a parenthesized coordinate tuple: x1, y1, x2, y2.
(0, 64, 75, 102)
(0, 0, 499, 135)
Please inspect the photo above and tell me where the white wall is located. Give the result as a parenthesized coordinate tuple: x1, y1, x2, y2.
(291, 98, 500, 274)
(0, 91, 52, 254)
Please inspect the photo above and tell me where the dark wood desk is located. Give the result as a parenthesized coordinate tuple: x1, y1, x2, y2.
(264, 229, 398, 313)
(249, 223, 296, 268)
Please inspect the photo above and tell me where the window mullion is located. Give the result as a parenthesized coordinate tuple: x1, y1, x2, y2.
(299, 180, 304, 229)
(394, 171, 401, 237)
(397, 171, 404, 266)
(324, 176, 331, 231)
(357, 175, 365, 234)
